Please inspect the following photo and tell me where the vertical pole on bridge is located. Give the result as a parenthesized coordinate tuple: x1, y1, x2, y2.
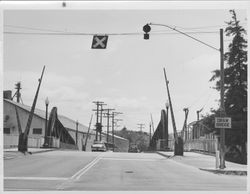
(219, 28, 226, 169)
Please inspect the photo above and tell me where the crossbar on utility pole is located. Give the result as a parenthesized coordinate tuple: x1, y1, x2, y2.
(137, 123, 145, 132)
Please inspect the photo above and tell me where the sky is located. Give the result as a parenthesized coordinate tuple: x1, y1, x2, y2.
(2, 2, 248, 134)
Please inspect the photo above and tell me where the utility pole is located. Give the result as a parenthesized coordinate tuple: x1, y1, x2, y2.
(12, 82, 23, 103)
(92, 101, 105, 141)
(111, 111, 122, 151)
(103, 108, 115, 143)
(137, 123, 145, 132)
(99, 103, 106, 141)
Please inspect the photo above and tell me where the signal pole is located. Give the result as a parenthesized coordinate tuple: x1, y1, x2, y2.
(143, 23, 225, 162)
(219, 28, 226, 169)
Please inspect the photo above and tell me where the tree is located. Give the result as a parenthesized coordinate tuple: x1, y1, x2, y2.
(209, 10, 247, 163)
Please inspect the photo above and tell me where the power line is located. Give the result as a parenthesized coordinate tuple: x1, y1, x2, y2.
(4, 30, 219, 36)
(4, 24, 68, 33)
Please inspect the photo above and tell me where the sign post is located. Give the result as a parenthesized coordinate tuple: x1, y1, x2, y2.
(215, 116, 231, 169)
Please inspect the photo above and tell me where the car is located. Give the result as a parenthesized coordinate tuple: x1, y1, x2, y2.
(91, 141, 107, 152)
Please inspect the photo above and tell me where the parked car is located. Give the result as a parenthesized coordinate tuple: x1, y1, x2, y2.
(91, 141, 107, 152)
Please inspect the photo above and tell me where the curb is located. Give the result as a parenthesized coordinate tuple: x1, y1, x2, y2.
(30, 149, 56, 155)
(156, 151, 172, 158)
(4, 149, 56, 160)
(199, 168, 247, 176)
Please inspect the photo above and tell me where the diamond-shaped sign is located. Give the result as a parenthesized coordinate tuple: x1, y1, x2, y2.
(91, 35, 108, 49)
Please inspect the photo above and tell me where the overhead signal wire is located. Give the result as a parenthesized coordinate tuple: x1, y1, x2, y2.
(4, 24, 218, 36)
(4, 30, 219, 36)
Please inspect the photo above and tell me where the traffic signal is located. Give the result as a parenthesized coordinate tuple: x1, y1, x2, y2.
(143, 24, 151, 40)
(96, 122, 102, 132)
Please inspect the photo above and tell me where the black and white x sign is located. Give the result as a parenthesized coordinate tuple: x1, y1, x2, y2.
(91, 35, 108, 49)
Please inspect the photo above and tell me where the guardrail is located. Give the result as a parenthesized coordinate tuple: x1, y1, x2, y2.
(184, 139, 216, 153)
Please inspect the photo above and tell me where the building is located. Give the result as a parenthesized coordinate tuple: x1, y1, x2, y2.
(3, 94, 129, 152)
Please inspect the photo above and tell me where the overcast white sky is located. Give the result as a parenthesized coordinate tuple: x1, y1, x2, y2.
(2, 2, 248, 133)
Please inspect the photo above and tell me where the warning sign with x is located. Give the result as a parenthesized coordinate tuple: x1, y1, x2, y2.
(91, 35, 108, 49)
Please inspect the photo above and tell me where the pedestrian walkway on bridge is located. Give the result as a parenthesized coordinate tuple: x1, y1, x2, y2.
(157, 151, 247, 176)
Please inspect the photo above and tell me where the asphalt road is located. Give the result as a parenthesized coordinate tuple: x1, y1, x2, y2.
(4, 150, 247, 191)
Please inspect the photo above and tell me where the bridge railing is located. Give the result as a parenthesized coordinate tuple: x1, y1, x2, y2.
(184, 139, 216, 154)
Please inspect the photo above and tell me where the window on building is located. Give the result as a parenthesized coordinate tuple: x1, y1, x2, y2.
(4, 128, 10, 134)
(33, 128, 42, 135)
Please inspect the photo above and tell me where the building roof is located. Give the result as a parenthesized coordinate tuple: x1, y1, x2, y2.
(101, 131, 128, 141)
(4, 99, 128, 141)
(4, 99, 91, 134)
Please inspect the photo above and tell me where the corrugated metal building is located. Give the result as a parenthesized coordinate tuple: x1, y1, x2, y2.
(3, 98, 129, 152)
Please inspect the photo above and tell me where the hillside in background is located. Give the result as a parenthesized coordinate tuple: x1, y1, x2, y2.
(114, 127, 150, 152)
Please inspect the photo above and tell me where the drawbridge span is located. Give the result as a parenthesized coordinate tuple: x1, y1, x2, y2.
(149, 109, 168, 151)
(44, 107, 76, 149)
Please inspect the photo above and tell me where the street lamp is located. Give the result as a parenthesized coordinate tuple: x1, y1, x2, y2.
(143, 23, 225, 169)
(165, 101, 169, 150)
(44, 97, 49, 147)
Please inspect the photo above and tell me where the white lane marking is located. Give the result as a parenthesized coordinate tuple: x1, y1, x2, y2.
(70, 154, 102, 180)
(4, 177, 68, 181)
(73, 157, 101, 180)
(101, 157, 158, 161)
(5, 188, 35, 191)
(56, 155, 102, 190)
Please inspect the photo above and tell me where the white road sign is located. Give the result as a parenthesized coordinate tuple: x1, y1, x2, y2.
(215, 117, 231, 128)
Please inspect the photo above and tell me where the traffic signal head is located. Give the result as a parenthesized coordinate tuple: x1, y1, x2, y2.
(144, 33, 149, 40)
(143, 24, 151, 33)
(143, 24, 151, 40)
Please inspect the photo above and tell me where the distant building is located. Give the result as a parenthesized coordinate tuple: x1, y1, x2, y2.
(3, 92, 129, 152)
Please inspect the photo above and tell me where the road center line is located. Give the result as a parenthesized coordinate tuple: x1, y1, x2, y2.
(70, 154, 102, 180)
(4, 177, 68, 181)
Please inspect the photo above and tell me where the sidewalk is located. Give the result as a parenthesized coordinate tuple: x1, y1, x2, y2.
(157, 151, 247, 176)
(3, 147, 56, 160)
